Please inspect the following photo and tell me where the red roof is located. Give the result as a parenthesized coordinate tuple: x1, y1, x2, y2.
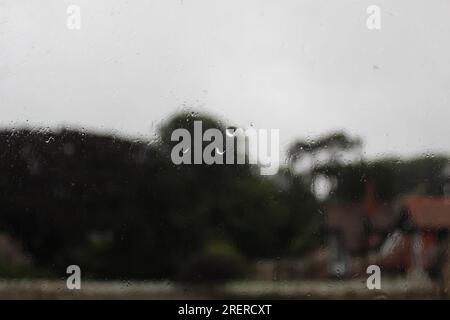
(401, 196, 450, 229)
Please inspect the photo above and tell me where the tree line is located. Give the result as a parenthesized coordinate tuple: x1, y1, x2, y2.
(0, 111, 447, 281)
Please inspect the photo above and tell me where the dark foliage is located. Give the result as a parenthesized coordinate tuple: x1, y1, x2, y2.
(0, 112, 319, 280)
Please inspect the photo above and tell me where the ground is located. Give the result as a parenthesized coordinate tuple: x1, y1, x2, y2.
(0, 278, 444, 299)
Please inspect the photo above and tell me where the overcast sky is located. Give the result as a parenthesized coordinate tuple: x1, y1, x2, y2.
(1, 0, 450, 159)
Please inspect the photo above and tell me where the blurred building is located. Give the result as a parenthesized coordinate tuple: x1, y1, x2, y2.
(326, 190, 450, 280)
(326, 183, 397, 276)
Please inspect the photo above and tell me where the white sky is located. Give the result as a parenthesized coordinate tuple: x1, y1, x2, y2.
(1, 0, 450, 159)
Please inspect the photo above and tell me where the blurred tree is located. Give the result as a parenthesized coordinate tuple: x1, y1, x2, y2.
(0, 111, 320, 281)
(0, 114, 445, 281)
